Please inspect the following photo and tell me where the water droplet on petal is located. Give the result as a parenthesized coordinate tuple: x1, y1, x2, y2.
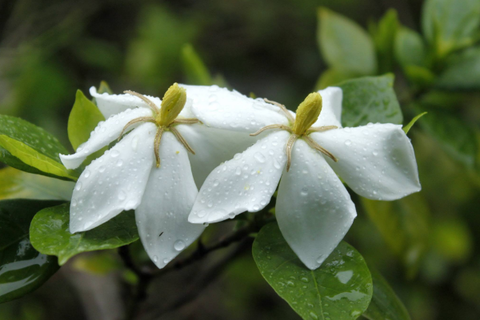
(254, 152, 266, 163)
(111, 150, 120, 157)
(174, 240, 186, 251)
(75, 182, 83, 191)
(99, 166, 106, 173)
(344, 140, 352, 146)
(84, 170, 91, 178)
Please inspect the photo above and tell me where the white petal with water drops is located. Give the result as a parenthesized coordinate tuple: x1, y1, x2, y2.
(135, 132, 205, 269)
(311, 87, 343, 128)
(176, 123, 256, 187)
(60, 107, 152, 169)
(310, 123, 421, 200)
(69, 123, 156, 233)
(189, 130, 290, 224)
(90, 87, 161, 118)
(180, 84, 290, 132)
(276, 139, 356, 270)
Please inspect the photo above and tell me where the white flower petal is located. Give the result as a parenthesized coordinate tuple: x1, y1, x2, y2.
(69, 123, 156, 233)
(60, 107, 153, 169)
(135, 132, 205, 269)
(180, 84, 289, 132)
(311, 123, 421, 200)
(90, 87, 161, 118)
(189, 130, 290, 224)
(276, 139, 356, 270)
(175, 123, 256, 187)
(312, 87, 343, 128)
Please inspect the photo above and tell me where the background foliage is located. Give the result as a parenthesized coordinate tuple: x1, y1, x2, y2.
(1, 0, 480, 319)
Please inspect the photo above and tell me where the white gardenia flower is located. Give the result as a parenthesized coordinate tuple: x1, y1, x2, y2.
(60, 83, 253, 268)
(188, 87, 421, 270)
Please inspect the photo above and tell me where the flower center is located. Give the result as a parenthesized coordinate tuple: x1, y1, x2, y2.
(119, 83, 199, 167)
(250, 93, 338, 171)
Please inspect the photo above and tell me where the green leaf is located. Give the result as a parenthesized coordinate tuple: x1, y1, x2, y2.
(436, 47, 480, 90)
(0, 199, 63, 303)
(403, 66, 435, 87)
(181, 43, 214, 86)
(395, 27, 428, 68)
(68, 90, 106, 151)
(338, 74, 403, 127)
(253, 223, 373, 320)
(314, 68, 354, 90)
(422, 0, 480, 58)
(362, 193, 430, 278)
(419, 107, 478, 168)
(363, 268, 411, 320)
(317, 7, 377, 76)
(0, 115, 77, 181)
(98, 81, 113, 94)
(0, 167, 74, 201)
(403, 112, 428, 134)
(370, 9, 399, 73)
(30, 204, 139, 265)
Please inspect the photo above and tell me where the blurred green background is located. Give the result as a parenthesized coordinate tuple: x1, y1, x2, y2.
(1, 0, 480, 319)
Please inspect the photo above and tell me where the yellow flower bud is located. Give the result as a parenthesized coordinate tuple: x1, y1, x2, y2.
(158, 83, 187, 126)
(292, 92, 322, 135)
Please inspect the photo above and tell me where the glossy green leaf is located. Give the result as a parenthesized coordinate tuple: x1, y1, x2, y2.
(395, 27, 428, 68)
(317, 7, 377, 76)
(362, 193, 430, 278)
(182, 43, 214, 86)
(422, 0, 480, 59)
(0, 167, 74, 201)
(363, 268, 411, 320)
(0, 115, 77, 181)
(338, 74, 403, 127)
(419, 107, 478, 168)
(0, 199, 63, 303)
(370, 9, 398, 73)
(253, 223, 373, 320)
(30, 204, 139, 265)
(403, 112, 428, 134)
(68, 90, 106, 151)
(436, 47, 480, 90)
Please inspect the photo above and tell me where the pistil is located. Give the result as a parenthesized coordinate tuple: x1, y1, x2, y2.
(118, 83, 199, 167)
(251, 93, 339, 171)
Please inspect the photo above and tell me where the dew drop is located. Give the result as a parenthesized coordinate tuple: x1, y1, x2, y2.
(254, 152, 266, 163)
(118, 190, 126, 201)
(99, 166, 106, 173)
(131, 135, 139, 151)
(84, 170, 91, 178)
(153, 255, 158, 262)
(75, 182, 83, 191)
(344, 140, 351, 146)
(300, 187, 308, 196)
(111, 150, 120, 157)
(174, 240, 186, 251)
(196, 210, 207, 218)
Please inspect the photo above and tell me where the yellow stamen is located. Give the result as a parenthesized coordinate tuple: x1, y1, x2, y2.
(285, 134, 299, 172)
(303, 135, 338, 162)
(170, 127, 195, 155)
(118, 117, 156, 141)
(154, 127, 164, 167)
(124, 91, 159, 114)
(250, 124, 292, 136)
(264, 98, 295, 124)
